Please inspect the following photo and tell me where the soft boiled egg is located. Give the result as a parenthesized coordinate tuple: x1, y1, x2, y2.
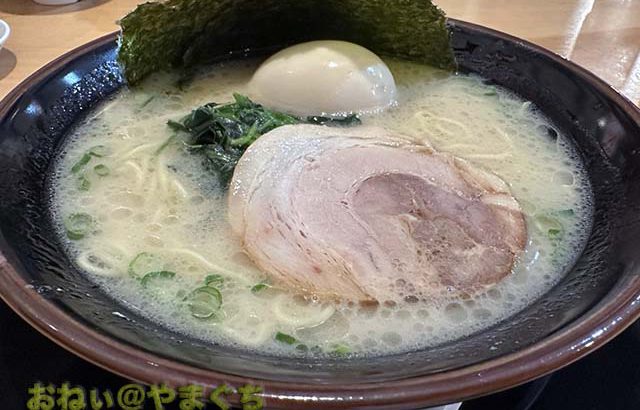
(248, 40, 397, 117)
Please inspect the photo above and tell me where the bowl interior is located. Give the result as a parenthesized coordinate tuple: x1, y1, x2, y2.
(1, 22, 640, 385)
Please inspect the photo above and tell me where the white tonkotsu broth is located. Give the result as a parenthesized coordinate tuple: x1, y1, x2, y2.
(50, 58, 592, 357)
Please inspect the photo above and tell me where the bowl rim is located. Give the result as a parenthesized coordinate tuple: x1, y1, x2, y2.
(1, 19, 640, 409)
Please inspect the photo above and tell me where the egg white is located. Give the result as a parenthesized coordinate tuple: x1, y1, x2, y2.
(248, 40, 398, 117)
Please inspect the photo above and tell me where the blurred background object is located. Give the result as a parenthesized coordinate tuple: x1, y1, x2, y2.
(0, 19, 9, 51)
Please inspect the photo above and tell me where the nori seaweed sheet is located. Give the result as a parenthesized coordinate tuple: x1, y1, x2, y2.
(118, 0, 455, 85)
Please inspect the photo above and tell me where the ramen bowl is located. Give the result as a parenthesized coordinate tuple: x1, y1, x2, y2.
(0, 20, 639, 409)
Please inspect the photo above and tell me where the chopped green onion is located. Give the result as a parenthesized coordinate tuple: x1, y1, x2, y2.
(141, 270, 176, 287)
(154, 135, 177, 156)
(251, 283, 270, 293)
(274, 332, 297, 345)
(128, 252, 164, 279)
(535, 209, 575, 240)
(140, 95, 155, 108)
(548, 228, 562, 239)
(93, 164, 110, 176)
(186, 286, 222, 319)
(71, 153, 92, 174)
(64, 213, 93, 240)
(167, 119, 188, 132)
(330, 343, 351, 356)
(88, 145, 110, 157)
(76, 175, 91, 191)
(557, 209, 575, 217)
(534, 214, 563, 235)
(204, 274, 224, 287)
(71, 146, 111, 175)
(295, 344, 308, 352)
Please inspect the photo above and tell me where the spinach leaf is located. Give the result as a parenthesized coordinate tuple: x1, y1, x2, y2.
(170, 94, 364, 187)
(171, 94, 299, 186)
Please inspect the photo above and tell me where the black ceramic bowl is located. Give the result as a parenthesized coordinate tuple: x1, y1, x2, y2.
(1, 20, 640, 409)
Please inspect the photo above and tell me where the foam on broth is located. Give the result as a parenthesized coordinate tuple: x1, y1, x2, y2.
(50, 59, 592, 357)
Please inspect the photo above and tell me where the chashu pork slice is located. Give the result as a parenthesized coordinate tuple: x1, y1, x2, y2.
(229, 124, 526, 304)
